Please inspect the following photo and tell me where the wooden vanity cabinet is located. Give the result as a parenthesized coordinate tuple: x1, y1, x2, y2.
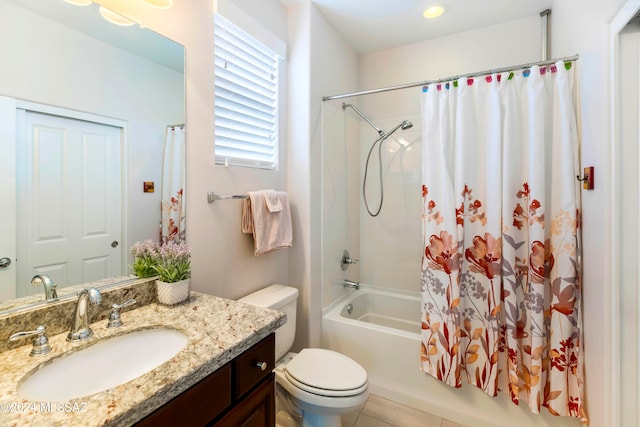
(135, 333, 275, 427)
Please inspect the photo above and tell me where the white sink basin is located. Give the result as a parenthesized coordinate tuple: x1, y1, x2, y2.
(18, 328, 188, 401)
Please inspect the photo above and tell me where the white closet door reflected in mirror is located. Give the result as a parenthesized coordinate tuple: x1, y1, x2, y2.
(16, 110, 123, 298)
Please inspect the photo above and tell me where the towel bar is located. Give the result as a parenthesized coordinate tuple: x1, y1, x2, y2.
(207, 191, 249, 204)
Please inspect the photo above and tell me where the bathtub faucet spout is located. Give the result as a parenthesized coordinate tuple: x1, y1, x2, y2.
(343, 279, 360, 290)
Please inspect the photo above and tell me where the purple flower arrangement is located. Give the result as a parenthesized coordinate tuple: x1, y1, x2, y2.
(131, 240, 191, 283)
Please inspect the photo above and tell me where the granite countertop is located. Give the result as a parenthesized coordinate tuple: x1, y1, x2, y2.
(0, 292, 286, 427)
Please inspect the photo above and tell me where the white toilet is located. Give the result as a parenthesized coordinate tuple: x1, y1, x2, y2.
(238, 284, 368, 427)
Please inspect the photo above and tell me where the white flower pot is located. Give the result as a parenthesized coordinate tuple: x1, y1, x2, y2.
(156, 278, 190, 305)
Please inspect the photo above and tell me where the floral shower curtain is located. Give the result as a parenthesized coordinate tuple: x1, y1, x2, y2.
(420, 61, 586, 422)
(160, 125, 186, 244)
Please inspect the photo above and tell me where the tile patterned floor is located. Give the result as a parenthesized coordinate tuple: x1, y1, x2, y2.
(342, 394, 467, 427)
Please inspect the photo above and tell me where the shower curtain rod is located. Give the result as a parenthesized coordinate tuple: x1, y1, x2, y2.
(322, 54, 579, 101)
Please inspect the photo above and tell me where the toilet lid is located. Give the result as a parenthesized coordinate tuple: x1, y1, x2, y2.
(284, 348, 367, 393)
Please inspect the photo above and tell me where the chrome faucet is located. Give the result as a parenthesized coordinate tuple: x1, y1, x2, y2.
(31, 274, 58, 301)
(343, 279, 360, 290)
(67, 287, 102, 342)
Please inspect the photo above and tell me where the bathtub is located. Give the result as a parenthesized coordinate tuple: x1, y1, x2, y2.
(323, 286, 427, 412)
(322, 285, 567, 427)
(324, 285, 421, 339)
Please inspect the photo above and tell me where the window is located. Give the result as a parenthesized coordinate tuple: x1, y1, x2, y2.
(214, 14, 280, 170)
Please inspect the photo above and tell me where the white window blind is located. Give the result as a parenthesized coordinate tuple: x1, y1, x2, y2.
(214, 14, 279, 169)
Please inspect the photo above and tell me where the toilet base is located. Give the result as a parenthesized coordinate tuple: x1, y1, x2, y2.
(276, 382, 302, 427)
(276, 409, 301, 427)
(275, 409, 342, 427)
(275, 372, 351, 427)
(301, 412, 341, 427)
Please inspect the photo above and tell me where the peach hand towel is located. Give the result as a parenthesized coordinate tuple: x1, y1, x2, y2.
(241, 190, 292, 256)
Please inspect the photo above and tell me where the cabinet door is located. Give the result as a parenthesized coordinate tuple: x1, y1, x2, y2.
(135, 364, 231, 427)
(213, 374, 275, 427)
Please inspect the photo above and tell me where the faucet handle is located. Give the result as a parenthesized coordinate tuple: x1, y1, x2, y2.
(9, 325, 52, 357)
(340, 250, 359, 271)
(107, 299, 137, 328)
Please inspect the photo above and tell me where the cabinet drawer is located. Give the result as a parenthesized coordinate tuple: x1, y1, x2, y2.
(233, 334, 275, 399)
(135, 363, 231, 427)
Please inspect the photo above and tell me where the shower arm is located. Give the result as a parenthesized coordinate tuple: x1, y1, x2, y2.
(342, 103, 384, 136)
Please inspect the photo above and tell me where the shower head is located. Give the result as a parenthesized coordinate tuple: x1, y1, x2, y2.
(382, 120, 413, 140)
(342, 102, 413, 141)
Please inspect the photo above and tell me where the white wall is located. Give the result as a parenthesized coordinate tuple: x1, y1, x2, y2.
(310, 11, 360, 310)
(618, 20, 640, 424)
(284, 1, 361, 349)
(551, 0, 628, 426)
(355, 15, 542, 294)
(321, 100, 362, 308)
(286, 2, 314, 349)
(0, 0, 184, 268)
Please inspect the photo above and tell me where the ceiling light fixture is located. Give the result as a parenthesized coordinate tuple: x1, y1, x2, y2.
(423, 4, 447, 19)
(99, 6, 135, 26)
(143, 0, 173, 9)
(63, 0, 92, 5)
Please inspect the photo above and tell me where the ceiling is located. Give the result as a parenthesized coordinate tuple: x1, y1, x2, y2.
(11, 0, 554, 66)
(281, 0, 554, 53)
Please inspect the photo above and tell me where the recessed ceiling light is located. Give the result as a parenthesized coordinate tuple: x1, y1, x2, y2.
(423, 4, 447, 19)
(99, 6, 135, 26)
(143, 0, 173, 9)
(63, 0, 92, 5)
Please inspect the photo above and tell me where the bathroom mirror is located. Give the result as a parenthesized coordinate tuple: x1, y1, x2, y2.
(0, 0, 185, 313)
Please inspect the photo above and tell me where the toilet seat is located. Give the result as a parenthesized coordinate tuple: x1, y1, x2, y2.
(275, 369, 368, 413)
(283, 348, 368, 397)
(284, 371, 368, 397)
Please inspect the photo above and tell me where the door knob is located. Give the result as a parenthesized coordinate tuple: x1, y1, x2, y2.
(111, 241, 119, 248)
(0, 257, 11, 268)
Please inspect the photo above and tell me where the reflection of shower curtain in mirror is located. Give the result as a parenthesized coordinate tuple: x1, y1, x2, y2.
(161, 125, 186, 244)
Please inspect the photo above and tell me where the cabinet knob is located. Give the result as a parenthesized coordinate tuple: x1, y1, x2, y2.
(256, 361, 268, 371)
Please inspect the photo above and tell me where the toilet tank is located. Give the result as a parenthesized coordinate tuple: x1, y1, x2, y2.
(238, 284, 298, 361)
